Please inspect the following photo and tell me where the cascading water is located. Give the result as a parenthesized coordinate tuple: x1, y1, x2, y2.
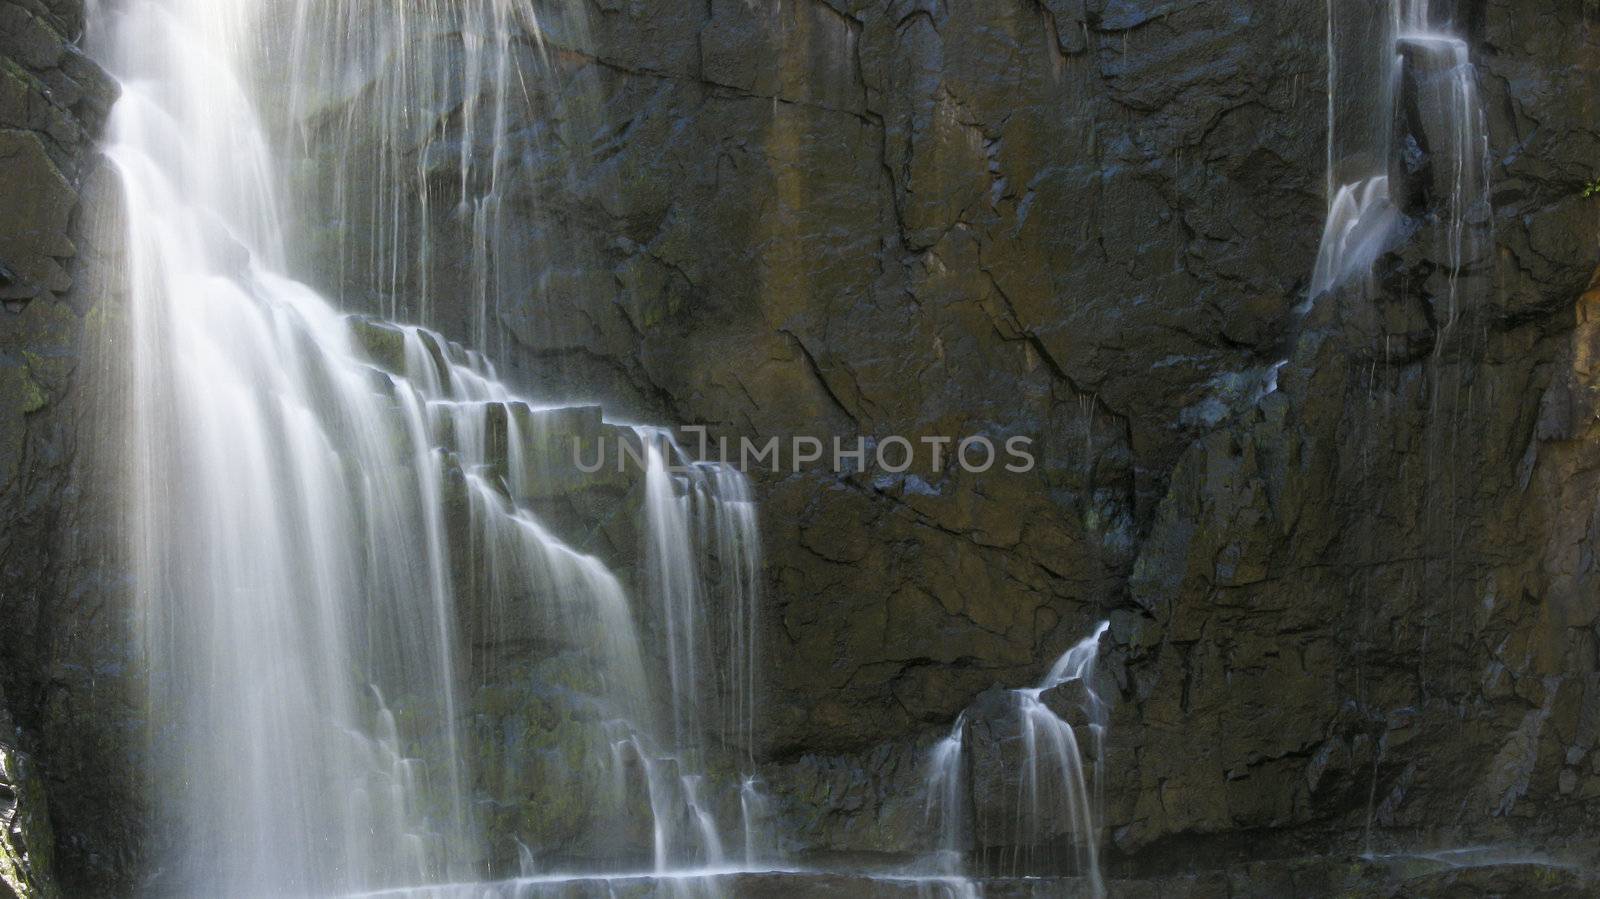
(919, 622, 1110, 898)
(617, 428, 767, 874)
(1309, 0, 1489, 317)
(1006, 622, 1110, 893)
(106, 4, 473, 891)
(96, 0, 764, 895)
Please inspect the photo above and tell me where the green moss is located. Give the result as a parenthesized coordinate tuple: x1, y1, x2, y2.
(2, 58, 32, 101)
(0, 359, 47, 415)
(346, 316, 408, 374)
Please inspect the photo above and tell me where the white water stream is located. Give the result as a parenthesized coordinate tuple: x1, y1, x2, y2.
(96, 0, 763, 895)
(1310, 0, 1488, 315)
(920, 622, 1110, 898)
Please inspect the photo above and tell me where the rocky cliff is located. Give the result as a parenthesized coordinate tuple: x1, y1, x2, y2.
(0, 0, 131, 895)
(3, 0, 1600, 895)
(314, 0, 1596, 871)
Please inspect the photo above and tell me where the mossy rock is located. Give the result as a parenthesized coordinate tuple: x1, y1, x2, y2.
(0, 740, 61, 899)
(345, 315, 408, 375)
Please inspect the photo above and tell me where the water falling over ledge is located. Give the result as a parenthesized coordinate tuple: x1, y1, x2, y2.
(1309, 0, 1490, 318)
(918, 621, 1111, 898)
(95, 0, 766, 894)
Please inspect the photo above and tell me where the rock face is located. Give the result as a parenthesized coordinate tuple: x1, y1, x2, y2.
(0, 0, 129, 895)
(289, 0, 1598, 871)
(293, 0, 1332, 761)
(3, 0, 1600, 894)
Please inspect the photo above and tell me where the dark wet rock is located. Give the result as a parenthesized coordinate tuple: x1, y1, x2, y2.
(1379, 862, 1592, 898)
(0, 1, 131, 895)
(402, 0, 1596, 879)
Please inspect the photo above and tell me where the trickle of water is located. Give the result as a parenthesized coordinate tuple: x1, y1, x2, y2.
(1307, 176, 1400, 309)
(1010, 622, 1109, 895)
(924, 713, 969, 878)
(277, 0, 599, 350)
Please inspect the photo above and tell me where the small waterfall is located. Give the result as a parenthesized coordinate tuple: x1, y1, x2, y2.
(96, 0, 764, 895)
(1310, 0, 1489, 316)
(1007, 622, 1109, 894)
(920, 622, 1110, 898)
(633, 429, 769, 869)
(1309, 175, 1401, 308)
(739, 776, 775, 867)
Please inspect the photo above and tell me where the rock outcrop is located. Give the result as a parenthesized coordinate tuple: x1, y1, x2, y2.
(0, 0, 124, 895)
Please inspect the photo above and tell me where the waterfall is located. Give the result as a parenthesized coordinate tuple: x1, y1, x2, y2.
(630, 429, 768, 871)
(919, 622, 1110, 897)
(95, 0, 763, 895)
(1007, 622, 1109, 894)
(1309, 0, 1489, 317)
(637, 431, 763, 771)
(924, 713, 968, 878)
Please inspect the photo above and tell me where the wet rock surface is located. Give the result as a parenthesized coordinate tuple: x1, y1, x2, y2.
(2, 0, 1600, 894)
(0, 0, 131, 895)
(303, 0, 1597, 874)
(1, 687, 57, 899)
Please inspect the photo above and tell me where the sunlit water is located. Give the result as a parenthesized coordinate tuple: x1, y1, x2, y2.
(95, 0, 762, 895)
